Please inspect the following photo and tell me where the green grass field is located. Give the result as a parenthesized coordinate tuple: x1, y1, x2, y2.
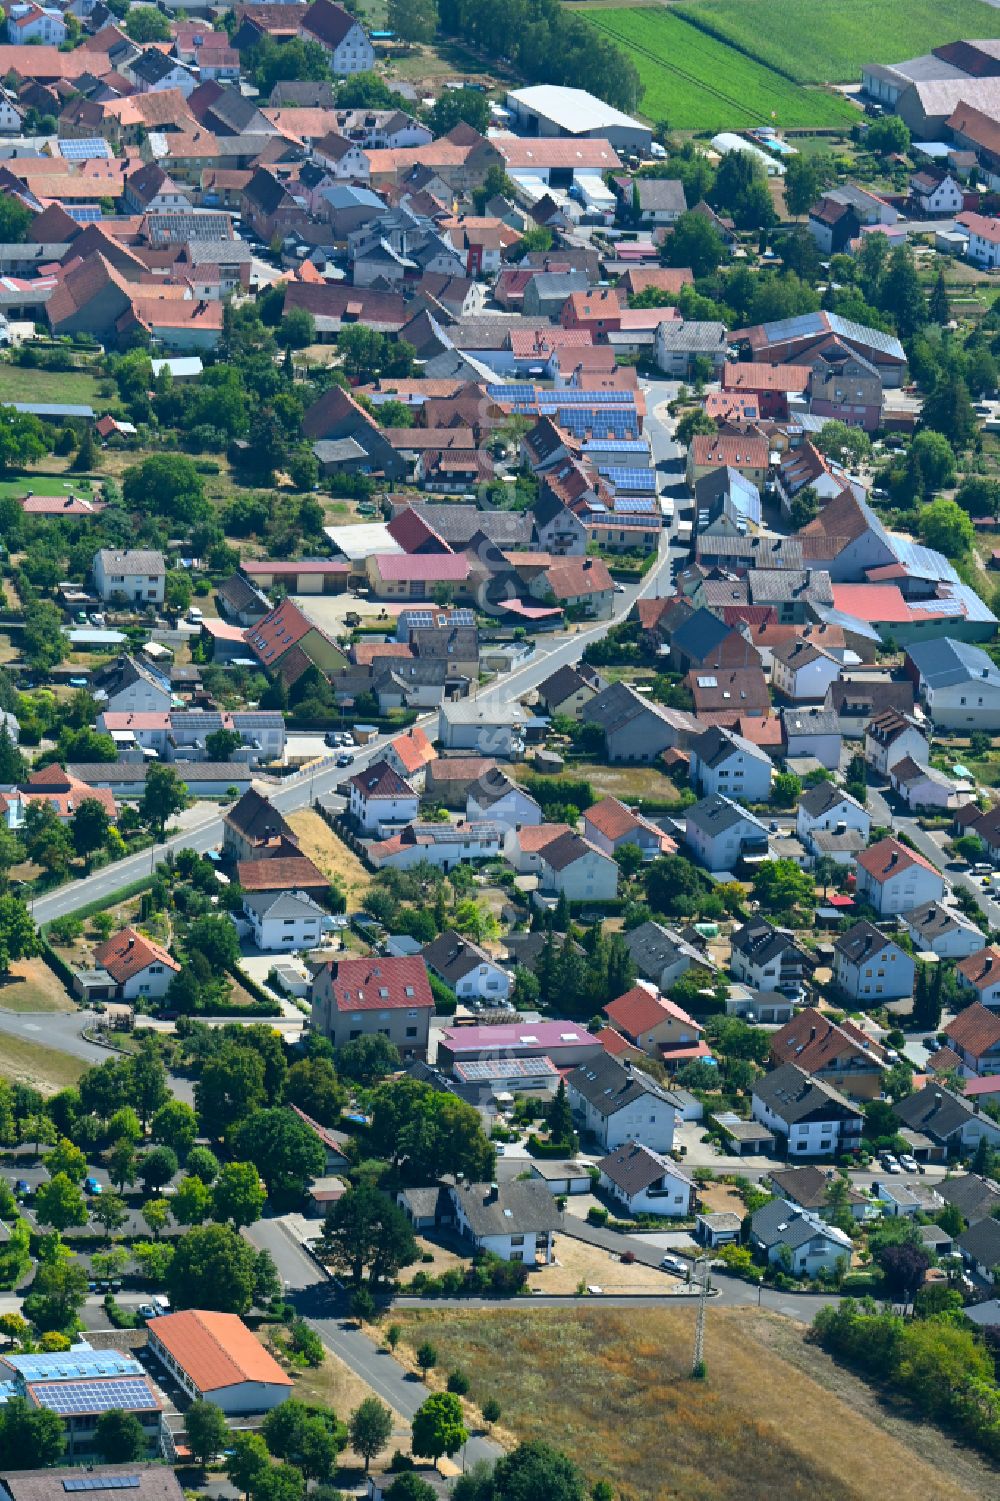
(0, 474, 101, 500)
(673, 0, 1000, 85)
(585, 8, 857, 130)
(0, 364, 110, 409)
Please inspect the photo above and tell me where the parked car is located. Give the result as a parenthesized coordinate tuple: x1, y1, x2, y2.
(660, 1254, 688, 1276)
(14, 1179, 31, 1199)
(336, 752, 354, 767)
(84, 1176, 103, 1195)
(880, 1153, 902, 1174)
(137, 1304, 158, 1320)
(899, 1154, 919, 1173)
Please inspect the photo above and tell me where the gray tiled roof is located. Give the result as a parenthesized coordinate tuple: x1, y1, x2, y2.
(453, 1179, 561, 1237)
(753, 1063, 860, 1125)
(568, 1053, 677, 1118)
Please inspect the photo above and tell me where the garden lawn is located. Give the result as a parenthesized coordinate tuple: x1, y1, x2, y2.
(584, 8, 856, 130)
(0, 474, 102, 501)
(394, 1306, 986, 1501)
(673, 0, 1000, 84)
(0, 365, 111, 409)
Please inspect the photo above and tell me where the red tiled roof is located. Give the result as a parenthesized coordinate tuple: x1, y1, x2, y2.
(604, 986, 699, 1039)
(372, 553, 469, 582)
(722, 362, 810, 394)
(245, 599, 316, 667)
(388, 725, 437, 776)
(856, 837, 939, 884)
(770, 1006, 885, 1075)
(515, 822, 571, 853)
(235, 856, 327, 891)
(347, 759, 415, 801)
(321, 954, 433, 1012)
(94, 926, 180, 984)
(595, 1025, 640, 1059)
(544, 556, 613, 600)
(957, 946, 1000, 991)
(21, 764, 117, 819)
(149, 1310, 292, 1394)
(689, 433, 768, 468)
(945, 1000, 1000, 1057)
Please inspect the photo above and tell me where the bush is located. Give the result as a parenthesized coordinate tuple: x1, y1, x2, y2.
(587, 1206, 609, 1226)
(447, 1370, 470, 1395)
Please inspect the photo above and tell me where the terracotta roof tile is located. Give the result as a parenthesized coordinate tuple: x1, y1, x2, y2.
(149, 1310, 292, 1393)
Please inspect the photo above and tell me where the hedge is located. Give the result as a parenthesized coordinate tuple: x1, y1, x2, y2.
(40, 875, 155, 931)
(522, 776, 595, 813)
(526, 1134, 578, 1158)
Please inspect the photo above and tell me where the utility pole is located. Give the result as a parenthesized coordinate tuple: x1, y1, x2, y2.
(692, 1255, 709, 1378)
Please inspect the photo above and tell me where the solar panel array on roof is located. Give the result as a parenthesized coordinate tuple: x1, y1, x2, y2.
(29, 1377, 160, 1415)
(64, 1478, 142, 1492)
(556, 409, 639, 439)
(582, 440, 650, 454)
(57, 137, 112, 160)
(610, 495, 656, 513)
(401, 607, 476, 628)
(599, 466, 656, 493)
(146, 213, 231, 244)
(7, 1351, 141, 1380)
(414, 821, 504, 842)
(66, 207, 103, 224)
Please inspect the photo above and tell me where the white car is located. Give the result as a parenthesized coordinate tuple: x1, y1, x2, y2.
(137, 1304, 158, 1320)
(880, 1154, 902, 1174)
(898, 1154, 919, 1173)
(660, 1254, 688, 1276)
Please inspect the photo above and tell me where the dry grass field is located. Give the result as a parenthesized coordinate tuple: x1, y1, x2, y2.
(285, 808, 372, 907)
(0, 959, 76, 1014)
(0, 1036, 87, 1094)
(394, 1306, 992, 1501)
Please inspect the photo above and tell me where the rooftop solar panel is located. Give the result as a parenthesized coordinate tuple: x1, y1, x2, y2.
(64, 1479, 142, 1492)
(29, 1378, 160, 1416)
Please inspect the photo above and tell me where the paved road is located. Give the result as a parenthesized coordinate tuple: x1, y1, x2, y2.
(865, 782, 1000, 929)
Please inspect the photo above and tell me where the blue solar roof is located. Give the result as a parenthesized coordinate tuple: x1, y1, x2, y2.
(6, 1352, 142, 1381)
(29, 1378, 160, 1416)
(64, 1478, 142, 1492)
(582, 440, 650, 454)
(610, 495, 656, 513)
(65, 207, 103, 224)
(58, 137, 111, 161)
(599, 466, 656, 493)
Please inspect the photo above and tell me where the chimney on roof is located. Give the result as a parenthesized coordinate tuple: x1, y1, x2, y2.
(809, 1025, 816, 1042)
(127, 936, 134, 949)
(488, 1182, 498, 1202)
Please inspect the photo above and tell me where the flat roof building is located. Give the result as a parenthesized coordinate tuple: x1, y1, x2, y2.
(503, 85, 652, 153)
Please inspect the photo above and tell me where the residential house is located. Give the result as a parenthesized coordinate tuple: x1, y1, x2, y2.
(749, 1199, 853, 1276)
(686, 666, 770, 723)
(446, 1179, 559, 1263)
(241, 890, 330, 953)
(911, 169, 963, 215)
(438, 698, 525, 757)
(730, 919, 810, 997)
(667, 609, 758, 675)
(686, 432, 768, 489)
(384, 725, 437, 791)
(833, 920, 915, 1004)
(298, 0, 374, 73)
(422, 930, 511, 1005)
(369, 820, 503, 873)
(903, 900, 986, 960)
(795, 782, 870, 844)
(780, 706, 842, 770)
(536, 663, 602, 720)
(957, 1217, 1000, 1283)
(944, 1003, 1000, 1077)
(767, 1164, 868, 1222)
(855, 837, 945, 916)
(890, 756, 964, 812)
(598, 1143, 696, 1217)
(222, 788, 297, 863)
(245, 599, 346, 687)
(937, 1172, 1000, 1225)
(6, 3, 66, 44)
(466, 768, 542, 831)
(582, 795, 676, 861)
(864, 708, 930, 775)
(347, 761, 419, 834)
(18, 765, 117, 823)
(655, 319, 727, 378)
(91, 654, 171, 715)
(958, 212, 1000, 270)
(894, 1084, 1000, 1160)
(566, 1053, 679, 1153)
(751, 1063, 864, 1158)
(583, 681, 700, 764)
(537, 830, 618, 902)
(146, 1309, 292, 1415)
(537, 556, 614, 619)
(904, 637, 1000, 731)
(623, 920, 705, 993)
(957, 947, 1000, 1010)
(93, 548, 165, 605)
(310, 954, 434, 1059)
(683, 794, 769, 874)
(91, 926, 180, 1002)
(687, 726, 773, 802)
(603, 982, 705, 1063)
(236, 856, 329, 905)
(771, 638, 843, 703)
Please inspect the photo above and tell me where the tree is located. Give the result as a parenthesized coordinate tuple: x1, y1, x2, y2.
(929, 268, 949, 325)
(813, 420, 872, 468)
(866, 114, 910, 155)
(276, 308, 316, 351)
(336, 1034, 400, 1086)
(186, 1145, 220, 1184)
(918, 497, 974, 558)
(482, 1397, 501, 1430)
(770, 771, 801, 809)
(90, 1189, 128, 1239)
(675, 407, 715, 447)
(0, 722, 24, 784)
(185, 1398, 230, 1468)
(187, 913, 241, 972)
(226, 1432, 271, 1498)
(546, 1080, 575, 1147)
(72, 426, 98, 474)
(711, 149, 775, 230)
(751, 859, 815, 920)
(21, 1258, 88, 1331)
(251, 1466, 306, 1501)
(416, 1342, 437, 1380)
(124, 5, 172, 40)
(35, 1172, 88, 1233)
(95, 1409, 146, 1463)
(388, 0, 438, 43)
(782, 153, 822, 216)
(0, 896, 37, 977)
(22, 601, 66, 672)
(205, 728, 243, 763)
(172, 1174, 213, 1227)
(0, 408, 47, 473)
(875, 1238, 931, 1302)
(0, 1397, 65, 1469)
(664, 210, 724, 278)
(323, 1183, 418, 1287)
(167, 1224, 266, 1314)
(262, 1401, 346, 1482)
(386, 1480, 437, 1501)
(139, 1144, 178, 1195)
(140, 763, 188, 838)
(232, 1108, 325, 1199)
(122, 454, 208, 526)
(410, 1393, 467, 1470)
(427, 88, 489, 136)
(491, 1441, 588, 1501)
(107, 1139, 138, 1193)
(956, 474, 1000, 521)
(349, 1397, 393, 1474)
(368, 1080, 495, 1184)
(213, 1160, 267, 1228)
(142, 1198, 170, 1240)
(880, 244, 927, 339)
(0, 196, 32, 244)
(196, 1046, 266, 1139)
(152, 1099, 199, 1160)
(920, 367, 977, 448)
(790, 484, 821, 529)
(285, 1057, 347, 1126)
